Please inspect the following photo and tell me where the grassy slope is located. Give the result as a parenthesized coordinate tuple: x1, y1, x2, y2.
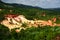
(0, 1, 60, 40)
(0, 25, 60, 40)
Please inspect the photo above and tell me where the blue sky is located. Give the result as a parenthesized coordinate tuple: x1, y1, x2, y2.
(2, 0, 60, 8)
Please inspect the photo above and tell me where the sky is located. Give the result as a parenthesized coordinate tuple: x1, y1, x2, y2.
(2, 0, 60, 8)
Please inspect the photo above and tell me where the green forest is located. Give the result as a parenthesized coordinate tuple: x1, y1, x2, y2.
(0, 0, 60, 40)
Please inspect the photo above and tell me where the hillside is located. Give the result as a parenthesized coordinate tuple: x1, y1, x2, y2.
(0, 0, 60, 40)
(0, 0, 60, 20)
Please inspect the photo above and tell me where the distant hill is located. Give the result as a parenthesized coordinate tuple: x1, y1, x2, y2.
(46, 8, 60, 11)
(0, 0, 60, 21)
(0, 0, 43, 9)
(0, 0, 60, 16)
(0, 0, 60, 11)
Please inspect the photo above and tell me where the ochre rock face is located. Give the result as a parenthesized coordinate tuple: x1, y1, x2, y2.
(1, 14, 60, 32)
(4, 14, 19, 18)
(1, 20, 22, 31)
(52, 17, 56, 22)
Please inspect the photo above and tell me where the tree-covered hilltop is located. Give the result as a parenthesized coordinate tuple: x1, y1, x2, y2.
(0, 0, 60, 23)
